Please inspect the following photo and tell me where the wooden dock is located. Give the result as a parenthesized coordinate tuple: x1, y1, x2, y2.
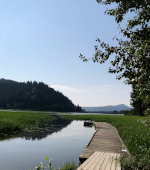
(77, 122, 125, 170)
(77, 151, 121, 170)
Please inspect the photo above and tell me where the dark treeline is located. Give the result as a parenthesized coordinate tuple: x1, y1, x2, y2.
(0, 78, 82, 112)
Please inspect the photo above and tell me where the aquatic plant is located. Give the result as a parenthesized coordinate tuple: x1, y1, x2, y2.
(31, 157, 77, 170)
(58, 162, 77, 170)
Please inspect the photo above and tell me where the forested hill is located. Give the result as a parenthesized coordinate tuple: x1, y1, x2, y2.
(0, 78, 82, 112)
(83, 104, 131, 112)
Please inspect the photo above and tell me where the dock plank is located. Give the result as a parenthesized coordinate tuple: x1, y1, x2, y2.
(89, 152, 104, 170)
(79, 152, 99, 169)
(77, 151, 121, 170)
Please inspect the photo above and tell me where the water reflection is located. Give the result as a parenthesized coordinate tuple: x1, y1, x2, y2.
(0, 116, 72, 141)
(0, 120, 95, 170)
(21, 116, 72, 140)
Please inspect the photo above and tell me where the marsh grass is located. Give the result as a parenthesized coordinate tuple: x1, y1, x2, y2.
(63, 115, 150, 169)
(0, 111, 55, 136)
(59, 162, 77, 170)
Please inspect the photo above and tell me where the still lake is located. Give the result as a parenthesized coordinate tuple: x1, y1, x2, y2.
(0, 121, 95, 170)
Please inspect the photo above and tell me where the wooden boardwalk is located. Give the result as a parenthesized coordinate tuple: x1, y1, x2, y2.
(78, 122, 125, 170)
(79, 122, 124, 162)
(77, 151, 121, 170)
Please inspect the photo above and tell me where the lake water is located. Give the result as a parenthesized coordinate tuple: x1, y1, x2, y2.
(53, 112, 124, 116)
(0, 110, 124, 116)
(0, 121, 95, 170)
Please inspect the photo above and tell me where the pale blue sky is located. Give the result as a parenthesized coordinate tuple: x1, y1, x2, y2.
(0, 0, 131, 106)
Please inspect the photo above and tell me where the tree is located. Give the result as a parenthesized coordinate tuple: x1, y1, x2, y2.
(80, 0, 150, 115)
(130, 89, 146, 116)
(0, 78, 82, 112)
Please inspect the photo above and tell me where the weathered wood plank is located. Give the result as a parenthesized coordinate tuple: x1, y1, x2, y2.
(110, 153, 117, 170)
(104, 152, 114, 170)
(79, 152, 100, 170)
(79, 152, 99, 169)
(89, 152, 104, 170)
(77, 151, 121, 170)
(94, 153, 109, 170)
(116, 153, 121, 170)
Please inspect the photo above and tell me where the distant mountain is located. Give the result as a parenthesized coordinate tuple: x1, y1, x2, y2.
(83, 104, 131, 112)
(0, 78, 82, 112)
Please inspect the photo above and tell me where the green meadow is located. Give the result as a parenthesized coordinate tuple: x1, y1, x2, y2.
(0, 111, 55, 136)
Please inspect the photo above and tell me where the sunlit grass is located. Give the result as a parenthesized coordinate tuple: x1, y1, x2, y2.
(0, 111, 55, 135)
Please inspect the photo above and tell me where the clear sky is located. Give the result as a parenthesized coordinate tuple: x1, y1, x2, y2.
(0, 0, 131, 107)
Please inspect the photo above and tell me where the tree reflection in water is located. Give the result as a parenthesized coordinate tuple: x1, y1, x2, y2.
(21, 116, 72, 140)
(0, 116, 72, 141)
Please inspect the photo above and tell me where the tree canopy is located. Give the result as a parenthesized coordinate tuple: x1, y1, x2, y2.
(0, 78, 82, 112)
(80, 0, 150, 115)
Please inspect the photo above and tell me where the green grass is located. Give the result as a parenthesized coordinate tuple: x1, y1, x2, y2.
(0, 111, 55, 135)
(31, 160, 77, 170)
(59, 162, 77, 170)
(62, 115, 150, 169)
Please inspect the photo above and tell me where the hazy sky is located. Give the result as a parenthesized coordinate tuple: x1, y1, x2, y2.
(0, 0, 131, 106)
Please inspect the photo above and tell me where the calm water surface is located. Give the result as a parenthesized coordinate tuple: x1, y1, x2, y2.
(54, 113, 124, 116)
(0, 121, 95, 170)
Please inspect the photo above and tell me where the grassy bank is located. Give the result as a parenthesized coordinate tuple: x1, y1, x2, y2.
(63, 115, 150, 169)
(0, 111, 55, 136)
